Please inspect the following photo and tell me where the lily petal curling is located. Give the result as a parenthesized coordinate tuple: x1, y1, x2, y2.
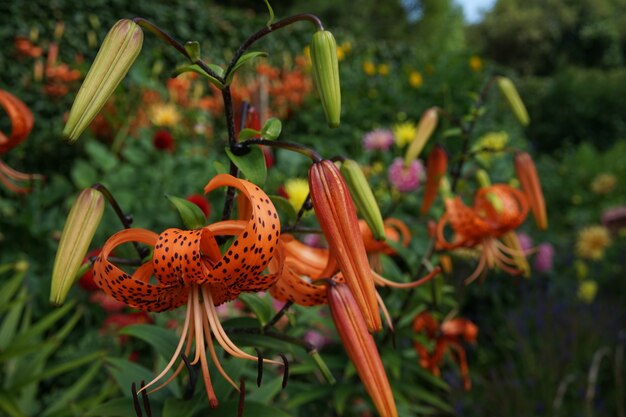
(328, 283, 397, 417)
(92, 175, 282, 408)
(309, 160, 381, 332)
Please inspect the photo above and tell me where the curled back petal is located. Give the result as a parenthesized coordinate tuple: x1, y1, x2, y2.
(93, 228, 189, 312)
(0, 89, 34, 153)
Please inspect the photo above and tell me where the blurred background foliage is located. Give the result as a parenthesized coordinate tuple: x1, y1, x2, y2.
(1, 0, 625, 416)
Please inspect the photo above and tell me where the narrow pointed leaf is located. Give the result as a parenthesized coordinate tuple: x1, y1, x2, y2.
(224, 145, 267, 186)
(225, 51, 268, 85)
(166, 194, 206, 229)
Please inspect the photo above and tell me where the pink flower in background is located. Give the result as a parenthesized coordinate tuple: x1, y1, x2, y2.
(602, 206, 626, 234)
(516, 232, 533, 254)
(363, 128, 395, 151)
(388, 157, 424, 192)
(534, 243, 554, 273)
(303, 329, 332, 349)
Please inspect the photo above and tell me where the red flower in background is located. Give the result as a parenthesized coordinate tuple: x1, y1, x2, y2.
(186, 193, 211, 218)
(153, 129, 174, 151)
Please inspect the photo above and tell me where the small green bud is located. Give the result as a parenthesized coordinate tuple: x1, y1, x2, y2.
(404, 107, 438, 165)
(496, 76, 530, 126)
(63, 19, 143, 141)
(50, 188, 104, 305)
(310, 30, 341, 128)
(341, 159, 385, 241)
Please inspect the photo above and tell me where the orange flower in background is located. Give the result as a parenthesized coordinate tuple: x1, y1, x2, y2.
(436, 184, 529, 283)
(413, 311, 478, 390)
(421, 145, 448, 215)
(0, 89, 43, 193)
(14, 36, 43, 58)
(92, 174, 283, 408)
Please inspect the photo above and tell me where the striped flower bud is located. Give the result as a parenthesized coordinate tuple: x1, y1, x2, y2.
(310, 30, 341, 128)
(420, 144, 448, 215)
(514, 152, 547, 230)
(309, 160, 381, 332)
(50, 188, 105, 305)
(63, 19, 143, 141)
(496, 76, 529, 127)
(405, 107, 438, 165)
(328, 283, 397, 417)
(340, 159, 385, 241)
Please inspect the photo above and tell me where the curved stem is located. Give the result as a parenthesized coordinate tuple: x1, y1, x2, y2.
(133, 17, 224, 83)
(224, 14, 323, 80)
(240, 138, 322, 162)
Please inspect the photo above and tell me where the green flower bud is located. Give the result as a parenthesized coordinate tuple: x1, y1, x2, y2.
(63, 19, 143, 141)
(310, 30, 341, 128)
(496, 76, 529, 127)
(340, 159, 385, 240)
(50, 188, 104, 305)
(404, 107, 438, 165)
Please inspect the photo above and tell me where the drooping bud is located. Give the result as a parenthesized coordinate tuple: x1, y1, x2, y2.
(340, 159, 385, 241)
(420, 145, 448, 215)
(328, 283, 397, 417)
(496, 76, 529, 126)
(63, 19, 143, 141)
(405, 107, 438, 165)
(309, 160, 381, 332)
(310, 30, 341, 128)
(514, 152, 547, 230)
(50, 188, 105, 305)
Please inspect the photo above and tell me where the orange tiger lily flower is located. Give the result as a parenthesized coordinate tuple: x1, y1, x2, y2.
(436, 184, 529, 283)
(309, 160, 381, 332)
(413, 311, 477, 390)
(0, 89, 43, 193)
(515, 152, 547, 230)
(421, 144, 448, 215)
(360, 218, 411, 256)
(92, 174, 282, 408)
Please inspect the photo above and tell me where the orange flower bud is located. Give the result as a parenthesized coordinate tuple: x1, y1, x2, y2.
(420, 144, 448, 215)
(514, 152, 547, 230)
(309, 160, 381, 332)
(328, 284, 397, 417)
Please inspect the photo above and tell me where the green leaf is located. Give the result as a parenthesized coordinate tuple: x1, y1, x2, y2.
(166, 195, 206, 229)
(268, 196, 296, 223)
(238, 293, 273, 326)
(12, 300, 75, 346)
(199, 400, 291, 417)
(261, 117, 282, 140)
(213, 160, 228, 174)
(0, 266, 25, 307)
(0, 288, 26, 350)
(42, 361, 103, 417)
(84, 398, 137, 417)
(184, 41, 201, 61)
(0, 393, 27, 417)
(442, 128, 462, 138)
(225, 51, 268, 85)
(284, 385, 334, 409)
(207, 63, 225, 78)
(224, 146, 267, 186)
(163, 397, 202, 417)
(13, 351, 106, 389)
(172, 64, 223, 89)
(85, 140, 118, 172)
(263, 0, 275, 27)
(246, 376, 283, 403)
(105, 357, 173, 399)
(118, 324, 179, 363)
(238, 128, 262, 141)
(71, 161, 98, 189)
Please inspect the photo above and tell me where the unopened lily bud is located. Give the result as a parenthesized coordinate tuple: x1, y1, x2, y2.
(405, 107, 438, 165)
(328, 283, 397, 417)
(63, 19, 143, 141)
(341, 159, 385, 241)
(310, 30, 341, 128)
(309, 160, 381, 332)
(496, 76, 529, 126)
(420, 145, 448, 215)
(515, 152, 547, 230)
(50, 188, 105, 305)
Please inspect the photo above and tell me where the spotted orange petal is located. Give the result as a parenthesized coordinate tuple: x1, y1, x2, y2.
(93, 228, 189, 312)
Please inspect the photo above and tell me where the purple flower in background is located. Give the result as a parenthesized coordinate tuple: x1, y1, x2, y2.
(303, 330, 331, 349)
(534, 243, 554, 273)
(363, 128, 395, 151)
(517, 232, 533, 254)
(602, 206, 626, 234)
(388, 157, 424, 192)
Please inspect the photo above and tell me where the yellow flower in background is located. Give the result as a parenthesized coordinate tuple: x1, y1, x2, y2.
(284, 178, 310, 212)
(378, 64, 389, 76)
(590, 173, 617, 195)
(149, 103, 181, 127)
(371, 161, 384, 174)
(408, 70, 423, 88)
(576, 225, 612, 260)
(574, 260, 588, 280)
(577, 280, 598, 303)
(473, 131, 508, 167)
(303, 45, 311, 60)
(469, 55, 483, 72)
(336, 45, 346, 62)
(392, 122, 417, 147)
(341, 41, 352, 53)
(363, 61, 376, 76)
